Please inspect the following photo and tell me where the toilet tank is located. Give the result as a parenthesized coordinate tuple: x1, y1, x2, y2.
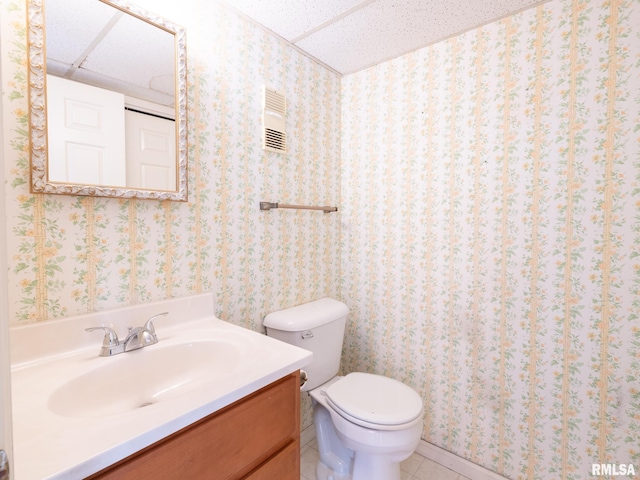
(263, 298, 349, 391)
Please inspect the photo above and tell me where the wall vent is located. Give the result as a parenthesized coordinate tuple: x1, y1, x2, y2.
(262, 86, 287, 153)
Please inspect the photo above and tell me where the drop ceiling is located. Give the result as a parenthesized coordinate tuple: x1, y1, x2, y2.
(45, 0, 176, 106)
(220, 0, 547, 75)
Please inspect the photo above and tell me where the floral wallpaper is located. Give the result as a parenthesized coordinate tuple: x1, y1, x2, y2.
(340, 0, 639, 478)
(1, 0, 339, 435)
(0, 0, 341, 328)
(2, 0, 639, 478)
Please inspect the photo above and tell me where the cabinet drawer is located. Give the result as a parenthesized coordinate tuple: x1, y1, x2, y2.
(243, 439, 299, 480)
(89, 373, 300, 480)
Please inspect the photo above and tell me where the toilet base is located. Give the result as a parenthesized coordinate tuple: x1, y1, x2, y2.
(352, 452, 400, 480)
(316, 460, 351, 480)
(315, 452, 402, 480)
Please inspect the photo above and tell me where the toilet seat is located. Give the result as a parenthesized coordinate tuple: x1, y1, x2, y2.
(325, 372, 423, 430)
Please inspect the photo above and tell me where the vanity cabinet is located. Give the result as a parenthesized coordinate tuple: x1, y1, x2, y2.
(87, 372, 300, 480)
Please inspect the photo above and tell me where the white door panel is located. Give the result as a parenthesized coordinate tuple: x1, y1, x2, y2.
(65, 143, 104, 185)
(125, 109, 176, 190)
(46, 74, 126, 187)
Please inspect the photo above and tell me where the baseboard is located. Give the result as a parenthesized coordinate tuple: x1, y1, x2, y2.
(301, 424, 316, 447)
(415, 441, 509, 480)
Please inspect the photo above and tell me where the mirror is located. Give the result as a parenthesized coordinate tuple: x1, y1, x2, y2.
(27, 0, 188, 201)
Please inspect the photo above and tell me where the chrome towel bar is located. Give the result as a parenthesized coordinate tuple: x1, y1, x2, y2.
(260, 202, 337, 213)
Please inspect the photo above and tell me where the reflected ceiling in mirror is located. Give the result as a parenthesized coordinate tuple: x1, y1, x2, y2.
(28, 0, 188, 201)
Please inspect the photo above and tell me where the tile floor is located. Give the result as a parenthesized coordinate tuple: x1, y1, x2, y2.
(300, 438, 471, 480)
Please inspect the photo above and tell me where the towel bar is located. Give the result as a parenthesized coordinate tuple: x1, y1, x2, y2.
(259, 202, 337, 213)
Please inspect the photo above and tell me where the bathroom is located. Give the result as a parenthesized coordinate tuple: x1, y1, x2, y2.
(0, 0, 638, 478)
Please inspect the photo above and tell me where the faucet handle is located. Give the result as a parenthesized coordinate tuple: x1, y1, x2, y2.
(85, 326, 122, 356)
(143, 312, 168, 335)
(85, 326, 119, 346)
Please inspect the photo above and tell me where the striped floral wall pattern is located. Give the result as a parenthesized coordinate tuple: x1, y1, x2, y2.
(1, 0, 340, 382)
(340, 0, 639, 478)
(2, 0, 639, 477)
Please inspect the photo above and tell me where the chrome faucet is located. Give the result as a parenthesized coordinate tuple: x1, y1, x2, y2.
(85, 312, 168, 357)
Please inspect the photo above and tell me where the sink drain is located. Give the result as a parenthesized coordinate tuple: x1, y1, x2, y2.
(139, 401, 154, 408)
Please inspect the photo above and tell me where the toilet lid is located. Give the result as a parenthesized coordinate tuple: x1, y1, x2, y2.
(325, 372, 423, 426)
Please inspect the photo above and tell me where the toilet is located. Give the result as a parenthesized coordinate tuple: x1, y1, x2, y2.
(263, 298, 423, 480)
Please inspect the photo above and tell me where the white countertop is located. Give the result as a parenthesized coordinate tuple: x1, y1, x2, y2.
(10, 294, 312, 480)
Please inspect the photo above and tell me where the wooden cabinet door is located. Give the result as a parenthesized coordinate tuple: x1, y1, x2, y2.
(243, 440, 299, 480)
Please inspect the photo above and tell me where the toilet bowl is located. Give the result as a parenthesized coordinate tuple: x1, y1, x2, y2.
(263, 298, 423, 480)
(310, 374, 423, 480)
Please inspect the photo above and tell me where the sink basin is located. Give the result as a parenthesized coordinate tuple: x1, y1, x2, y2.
(48, 340, 240, 418)
(11, 294, 313, 480)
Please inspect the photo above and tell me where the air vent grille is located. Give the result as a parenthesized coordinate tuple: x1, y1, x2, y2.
(263, 87, 287, 153)
(265, 90, 285, 113)
(264, 128, 286, 151)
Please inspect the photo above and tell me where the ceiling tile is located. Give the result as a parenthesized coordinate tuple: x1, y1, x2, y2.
(45, 0, 114, 65)
(220, 0, 547, 74)
(221, 0, 371, 40)
(295, 0, 543, 74)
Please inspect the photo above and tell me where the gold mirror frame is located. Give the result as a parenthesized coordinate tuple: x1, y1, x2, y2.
(27, 0, 188, 201)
